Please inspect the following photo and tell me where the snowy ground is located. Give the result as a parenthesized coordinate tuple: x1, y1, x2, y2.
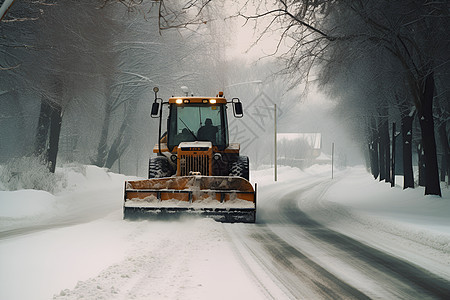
(0, 164, 449, 299)
(302, 167, 450, 281)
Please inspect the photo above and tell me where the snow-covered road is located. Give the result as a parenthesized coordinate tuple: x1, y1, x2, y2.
(229, 177, 450, 299)
(1, 165, 449, 299)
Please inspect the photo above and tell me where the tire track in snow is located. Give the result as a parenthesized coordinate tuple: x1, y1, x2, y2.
(229, 176, 450, 299)
(227, 178, 370, 299)
(250, 226, 371, 299)
(279, 180, 450, 299)
(225, 224, 293, 300)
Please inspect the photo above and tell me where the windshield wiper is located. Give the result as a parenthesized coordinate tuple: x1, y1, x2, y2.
(179, 118, 198, 140)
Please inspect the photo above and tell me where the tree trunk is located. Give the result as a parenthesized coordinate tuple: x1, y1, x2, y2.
(34, 98, 62, 173)
(94, 103, 111, 167)
(417, 72, 441, 196)
(379, 131, 386, 181)
(47, 104, 62, 173)
(104, 102, 135, 170)
(369, 141, 379, 179)
(384, 121, 391, 183)
(104, 134, 123, 169)
(401, 112, 415, 189)
(369, 118, 379, 179)
(434, 75, 449, 185)
(391, 122, 396, 187)
(34, 98, 52, 157)
(438, 121, 449, 183)
(378, 113, 390, 183)
(417, 142, 426, 187)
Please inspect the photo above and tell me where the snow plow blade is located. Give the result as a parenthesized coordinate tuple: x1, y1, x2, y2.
(123, 176, 256, 223)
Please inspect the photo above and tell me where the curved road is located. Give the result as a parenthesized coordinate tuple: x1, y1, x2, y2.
(227, 179, 450, 299)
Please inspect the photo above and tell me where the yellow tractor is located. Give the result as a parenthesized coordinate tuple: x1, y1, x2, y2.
(123, 87, 256, 223)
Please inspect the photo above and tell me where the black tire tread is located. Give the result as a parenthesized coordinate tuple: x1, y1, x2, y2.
(229, 156, 250, 180)
(148, 156, 173, 178)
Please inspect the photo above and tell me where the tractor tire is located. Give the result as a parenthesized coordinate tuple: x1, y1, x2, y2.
(148, 156, 174, 178)
(229, 156, 249, 180)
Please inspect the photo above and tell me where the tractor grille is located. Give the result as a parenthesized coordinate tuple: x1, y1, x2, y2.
(180, 154, 210, 176)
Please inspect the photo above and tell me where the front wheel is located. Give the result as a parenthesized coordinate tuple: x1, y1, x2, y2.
(229, 156, 249, 180)
(148, 156, 174, 178)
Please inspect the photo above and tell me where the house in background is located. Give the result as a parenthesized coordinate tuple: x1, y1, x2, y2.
(277, 133, 328, 168)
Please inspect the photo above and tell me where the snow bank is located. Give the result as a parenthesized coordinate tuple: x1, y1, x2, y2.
(0, 156, 67, 193)
(0, 164, 137, 233)
(60, 164, 133, 192)
(0, 165, 140, 300)
(325, 167, 450, 238)
(252, 163, 333, 182)
(0, 213, 133, 300)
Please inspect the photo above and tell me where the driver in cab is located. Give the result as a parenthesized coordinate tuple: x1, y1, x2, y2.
(197, 118, 218, 144)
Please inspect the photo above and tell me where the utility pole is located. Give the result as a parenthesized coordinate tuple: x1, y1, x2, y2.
(391, 122, 396, 187)
(274, 103, 277, 182)
(331, 142, 334, 179)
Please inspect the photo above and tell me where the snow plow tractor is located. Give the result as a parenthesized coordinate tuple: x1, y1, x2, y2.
(123, 87, 256, 223)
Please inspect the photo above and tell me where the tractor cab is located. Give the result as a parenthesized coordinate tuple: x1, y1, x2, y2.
(166, 97, 229, 151)
(149, 89, 245, 178)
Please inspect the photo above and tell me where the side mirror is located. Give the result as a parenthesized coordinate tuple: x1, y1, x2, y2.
(232, 98, 243, 118)
(151, 101, 160, 118)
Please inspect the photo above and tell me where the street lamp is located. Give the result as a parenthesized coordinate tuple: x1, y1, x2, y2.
(274, 103, 277, 181)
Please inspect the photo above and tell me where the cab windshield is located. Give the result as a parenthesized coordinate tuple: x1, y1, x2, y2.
(167, 104, 228, 150)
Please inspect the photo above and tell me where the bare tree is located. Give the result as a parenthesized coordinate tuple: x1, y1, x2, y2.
(236, 0, 448, 195)
(328, 1, 447, 196)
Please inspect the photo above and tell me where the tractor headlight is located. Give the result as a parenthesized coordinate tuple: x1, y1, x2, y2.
(213, 153, 222, 161)
(175, 99, 182, 104)
(170, 154, 178, 162)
